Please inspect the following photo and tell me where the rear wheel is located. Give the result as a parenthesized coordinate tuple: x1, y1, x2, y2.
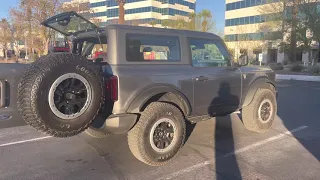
(17, 53, 104, 138)
(127, 102, 186, 166)
(242, 88, 277, 133)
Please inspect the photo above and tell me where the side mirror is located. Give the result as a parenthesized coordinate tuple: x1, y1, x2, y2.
(237, 56, 249, 66)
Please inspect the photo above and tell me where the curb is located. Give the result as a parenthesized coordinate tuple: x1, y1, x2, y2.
(276, 74, 320, 82)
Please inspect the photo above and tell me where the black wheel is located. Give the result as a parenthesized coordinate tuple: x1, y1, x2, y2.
(242, 88, 277, 133)
(127, 102, 186, 166)
(17, 53, 104, 138)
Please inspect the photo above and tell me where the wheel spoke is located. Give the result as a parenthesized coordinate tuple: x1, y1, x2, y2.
(156, 141, 161, 149)
(57, 102, 67, 109)
(166, 128, 174, 133)
(70, 78, 77, 87)
(160, 122, 167, 129)
(76, 87, 87, 94)
(63, 79, 71, 88)
(159, 140, 165, 149)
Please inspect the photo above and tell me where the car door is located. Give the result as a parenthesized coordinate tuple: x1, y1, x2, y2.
(188, 37, 242, 116)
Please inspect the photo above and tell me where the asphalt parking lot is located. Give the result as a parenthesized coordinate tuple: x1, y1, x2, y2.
(0, 80, 319, 180)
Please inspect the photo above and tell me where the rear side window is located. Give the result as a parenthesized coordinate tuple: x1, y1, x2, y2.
(126, 33, 181, 62)
(188, 38, 231, 67)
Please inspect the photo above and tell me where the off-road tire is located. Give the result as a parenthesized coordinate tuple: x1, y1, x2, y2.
(127, 102, 186, 166)
(242, 88, 277, 133)
(17, 53, 104, 138)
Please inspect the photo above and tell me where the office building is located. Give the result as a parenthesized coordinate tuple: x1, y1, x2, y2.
(87, 0, 196, 27)
(224, 0, 319, 64)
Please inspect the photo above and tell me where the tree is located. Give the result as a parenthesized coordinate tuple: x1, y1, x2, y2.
(117, 0, 126, 24)
(188, 12, 196, 30)
(0, 19, 12, 60)
(198, 10, 214, 32)
(9, 0, 95, 57)
(298, 0, 320, 65)
(10, 21, 25, 61)
(259, 0, 301, 62)
(160, 9, 216, 33)
(149, 20, 157, 27)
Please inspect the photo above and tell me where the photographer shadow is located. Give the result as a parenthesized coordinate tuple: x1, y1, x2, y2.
(208, 82, 242, 180)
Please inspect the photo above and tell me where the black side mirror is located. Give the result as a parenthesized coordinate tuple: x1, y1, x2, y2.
(237, 56, 249, 66)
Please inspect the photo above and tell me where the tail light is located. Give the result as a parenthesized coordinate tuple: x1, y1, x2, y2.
(105, 76, 118, 101)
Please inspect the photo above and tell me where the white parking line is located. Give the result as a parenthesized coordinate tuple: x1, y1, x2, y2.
(0, 136, 52, 147)
(157, 125, 308, 180)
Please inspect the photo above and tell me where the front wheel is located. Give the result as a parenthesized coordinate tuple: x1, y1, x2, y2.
(127, 102, 186, 166)
(242, 88, 277, 133)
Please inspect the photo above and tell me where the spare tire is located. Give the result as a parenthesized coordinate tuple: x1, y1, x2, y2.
(17, 53, 104, 138)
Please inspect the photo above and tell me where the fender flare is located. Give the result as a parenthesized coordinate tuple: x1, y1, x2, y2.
(242, 77, 276, 107)
(126, 85, 192, 115)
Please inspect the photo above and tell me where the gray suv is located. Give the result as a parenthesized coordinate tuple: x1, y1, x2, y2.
(0, 12, 277, 166)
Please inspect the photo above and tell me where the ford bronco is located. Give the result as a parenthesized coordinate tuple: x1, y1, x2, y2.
(0, 12, 277, 166)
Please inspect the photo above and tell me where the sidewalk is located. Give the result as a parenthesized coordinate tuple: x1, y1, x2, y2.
(276, 74, 320, 82)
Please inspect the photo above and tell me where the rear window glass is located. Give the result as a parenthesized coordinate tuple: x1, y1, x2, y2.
(126, 33, 181, 62)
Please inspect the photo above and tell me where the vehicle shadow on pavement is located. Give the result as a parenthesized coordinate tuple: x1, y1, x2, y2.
(208, 82, 242, 180)
(276, 83, 320, 161)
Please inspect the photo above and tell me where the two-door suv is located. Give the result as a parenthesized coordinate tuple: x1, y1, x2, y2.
(0, 12, 277, 166)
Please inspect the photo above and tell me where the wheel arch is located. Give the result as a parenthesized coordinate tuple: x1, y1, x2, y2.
(242, 77, 277, 107)
(126, 85, 192, 116)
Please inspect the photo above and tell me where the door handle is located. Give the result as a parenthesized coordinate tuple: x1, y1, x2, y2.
(195, 76, 209, 81)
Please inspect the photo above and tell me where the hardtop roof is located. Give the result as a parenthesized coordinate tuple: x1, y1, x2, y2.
(74, 24, 221, 40)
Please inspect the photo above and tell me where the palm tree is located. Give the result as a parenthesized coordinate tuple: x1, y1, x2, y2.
(188, 12, 196, 30)
(199, 10, 212, 32)
(116, 0, 126, 24)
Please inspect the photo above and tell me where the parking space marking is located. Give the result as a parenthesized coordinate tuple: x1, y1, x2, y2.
(0, 136, 52, 147)
(158, 125, 308, 180)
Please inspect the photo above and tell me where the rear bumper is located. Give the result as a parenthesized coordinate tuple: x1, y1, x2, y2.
(97, 113, 138, 135)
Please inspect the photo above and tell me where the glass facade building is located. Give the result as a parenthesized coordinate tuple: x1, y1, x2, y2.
(88, 0, 196, 26)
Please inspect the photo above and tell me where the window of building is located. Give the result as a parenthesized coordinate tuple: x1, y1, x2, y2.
(231, 2, 236, 10)
(250, 16, 255, 24)
(126, 34, 181, 62)
(231, 19, 235, 26)
(245, 17, 250, 24)
(251, 0, 256, 6)
(256, 0, 262, 5)
(188, 38, 230, 67)
(235, 18, 239, 25)
(246, 0, 251, 7)
(241, 1, 246, 8)
(226, 20, 230, 26)
(236, 2, 241, 9)
(240, 17, 245, 25)
(255, 15, 261, 23)
(226, 4, 231, 10)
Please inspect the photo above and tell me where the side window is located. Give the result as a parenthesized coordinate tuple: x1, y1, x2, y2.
(126, 33, 181, 62)
(189, 38, 231, 67)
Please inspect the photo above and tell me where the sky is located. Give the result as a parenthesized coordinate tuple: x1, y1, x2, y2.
(0, 0, 225, 31)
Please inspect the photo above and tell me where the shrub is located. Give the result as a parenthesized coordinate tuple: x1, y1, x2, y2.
(282, 60, 288, 65)
(269, 63, 284, 70)
(309, 65, 320, 74)
(291, 64, 304, 72)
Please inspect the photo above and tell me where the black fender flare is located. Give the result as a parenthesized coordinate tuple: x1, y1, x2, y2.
(242, 77, 277, 107)
(126, 85, 192, 116)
